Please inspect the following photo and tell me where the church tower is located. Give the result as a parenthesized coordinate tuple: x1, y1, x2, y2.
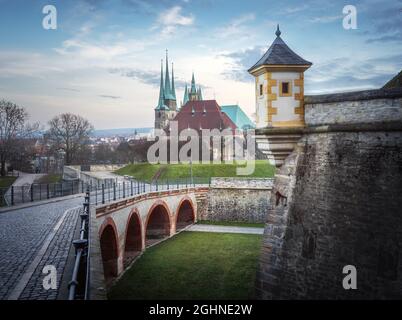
(248, 25, 312, 128)
(154, 50, 178, 130)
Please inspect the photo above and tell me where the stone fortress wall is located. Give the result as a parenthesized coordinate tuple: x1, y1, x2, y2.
(198, 178, 273, 223)
(255, 87, 402, 299)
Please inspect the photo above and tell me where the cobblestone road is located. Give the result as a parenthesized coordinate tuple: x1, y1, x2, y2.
(0, 197, 83, 300)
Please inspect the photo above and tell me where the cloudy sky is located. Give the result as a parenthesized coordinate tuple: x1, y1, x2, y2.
(0, 0, 401, 129)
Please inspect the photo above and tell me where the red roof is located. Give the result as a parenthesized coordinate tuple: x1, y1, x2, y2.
(172, 100, 237, 133)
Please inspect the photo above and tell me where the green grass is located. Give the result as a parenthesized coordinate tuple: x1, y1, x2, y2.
(115, 160, 275, 183)
(0, 176, 16, 188)
(35, 174, 62, 184)
(108, 231, 263, 300)
(197, 220, 265, 228)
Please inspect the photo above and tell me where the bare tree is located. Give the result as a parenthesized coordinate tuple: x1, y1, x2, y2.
(0, 100, 39, 176)
(47, 113, 94, 165)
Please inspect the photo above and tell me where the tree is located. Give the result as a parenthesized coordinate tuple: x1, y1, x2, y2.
(0, 100, 38, 176)
(47, 113, 94, 165)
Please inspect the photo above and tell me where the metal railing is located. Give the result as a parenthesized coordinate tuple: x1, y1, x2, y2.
(0, 177, 211, 208)
(68, 189, 91, 300)
(89, 177, 211, 206)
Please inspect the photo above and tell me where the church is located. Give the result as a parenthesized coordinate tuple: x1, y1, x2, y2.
(154, 52, 254, 133)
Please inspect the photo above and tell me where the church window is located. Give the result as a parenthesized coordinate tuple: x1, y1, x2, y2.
(259, 84, 263, 96)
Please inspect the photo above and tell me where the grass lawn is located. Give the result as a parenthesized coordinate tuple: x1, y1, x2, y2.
(197, 220, 265, 228)
(0, 176, 17, 189)
(115, 160, 275, 183)
(35, 174, 62, 184)
(115, 163, 164, 182)
(108, 231, 263, 300)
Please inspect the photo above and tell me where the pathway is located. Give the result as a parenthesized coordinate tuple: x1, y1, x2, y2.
(186, 224, 264, 235)
(0, 196, 84, 300)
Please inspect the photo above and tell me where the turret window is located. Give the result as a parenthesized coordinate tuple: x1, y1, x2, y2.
(259, 84, 263, 96)
(280, 81, 292, 97)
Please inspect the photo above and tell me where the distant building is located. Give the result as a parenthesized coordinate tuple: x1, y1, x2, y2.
(248, 25, 312, 128)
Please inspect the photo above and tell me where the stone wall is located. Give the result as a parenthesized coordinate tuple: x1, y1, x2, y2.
(305, 88, 402, 126)
(256, 88, 402, 299)
(199, 178, 273, 223)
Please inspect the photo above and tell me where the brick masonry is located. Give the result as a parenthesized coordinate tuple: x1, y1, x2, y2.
(256, 89, 402, 299)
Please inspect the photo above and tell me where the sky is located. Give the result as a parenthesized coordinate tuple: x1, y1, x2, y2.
(0, 0, 401, 129)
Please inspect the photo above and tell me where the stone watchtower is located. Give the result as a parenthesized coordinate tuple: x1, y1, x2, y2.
(249, 26, 312, 166)
(248, 25, 312, 129)
(154, 51, 177, 130)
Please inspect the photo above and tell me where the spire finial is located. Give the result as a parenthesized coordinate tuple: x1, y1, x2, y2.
(275, 24, 281, 37)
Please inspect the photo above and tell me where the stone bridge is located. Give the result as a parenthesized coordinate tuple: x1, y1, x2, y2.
(91, 187, 208, 290)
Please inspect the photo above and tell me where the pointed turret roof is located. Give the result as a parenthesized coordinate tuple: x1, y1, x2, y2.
(171, 62, 176, 99)
(156, 59, 168, 110)
(248, 25, 312, 73)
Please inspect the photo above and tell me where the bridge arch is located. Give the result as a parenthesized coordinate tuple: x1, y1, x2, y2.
(99, 218, 119, 283)
(145, 201, 172, 247)
(123, 209, 143, 268)
(175, 197, 196, 231)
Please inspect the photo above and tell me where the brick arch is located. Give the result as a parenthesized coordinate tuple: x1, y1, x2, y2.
(175, 196, 196, 231)
(123, 209, 143, 268)
(145, 200, 172, 247)
(99, 217, 119, 283)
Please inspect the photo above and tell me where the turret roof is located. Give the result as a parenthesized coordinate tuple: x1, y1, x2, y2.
(248, 25, 312, 72)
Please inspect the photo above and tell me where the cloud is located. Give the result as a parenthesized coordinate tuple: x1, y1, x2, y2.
(57, 87, 81, 92)
(55, 39, 128, 61)
(99, 95, 121, 99)
(215, 13, 255, 39)
(364, 5, 402, 43)
(109, 67, 192, 90)
(219, 46, 266, 82)
(309, 15, 342, 23)
(305, 54, 402, 93)
(155, 6, 194, 35)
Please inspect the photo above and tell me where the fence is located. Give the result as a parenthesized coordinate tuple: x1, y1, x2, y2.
(0, 177, 211, 208)
(89, 176, 211, 206)
(68, 189, 91, 300)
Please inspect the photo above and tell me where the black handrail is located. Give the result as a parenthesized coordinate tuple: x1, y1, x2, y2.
(68, 189, 90, 300)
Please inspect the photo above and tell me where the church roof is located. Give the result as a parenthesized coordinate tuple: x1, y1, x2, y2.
(221, 105, 255, 130)
(172, 100, 237, 133)
(248, 25, 312, 72)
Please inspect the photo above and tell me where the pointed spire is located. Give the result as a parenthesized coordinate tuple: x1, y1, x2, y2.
(183, 83, 189, 105)
(164, 49, 173, 99)
(275, 24, 281, 37)
(171, 62, 176, 100)
(198, 86, 203, 100)
(191, 72, 196, 94)
(156, 59, 167, 110)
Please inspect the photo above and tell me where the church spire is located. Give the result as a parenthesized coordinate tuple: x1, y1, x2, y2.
(183, 83, 189, 105)
(164, 49, 173, 99)
(156, 59, 167, 110)
(190, 72, 196, 94)
(275, 24, 281, 37)
(171, 62, 176, 100)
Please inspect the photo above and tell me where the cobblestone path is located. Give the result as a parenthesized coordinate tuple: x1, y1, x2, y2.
(0, 197, 83, 300)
